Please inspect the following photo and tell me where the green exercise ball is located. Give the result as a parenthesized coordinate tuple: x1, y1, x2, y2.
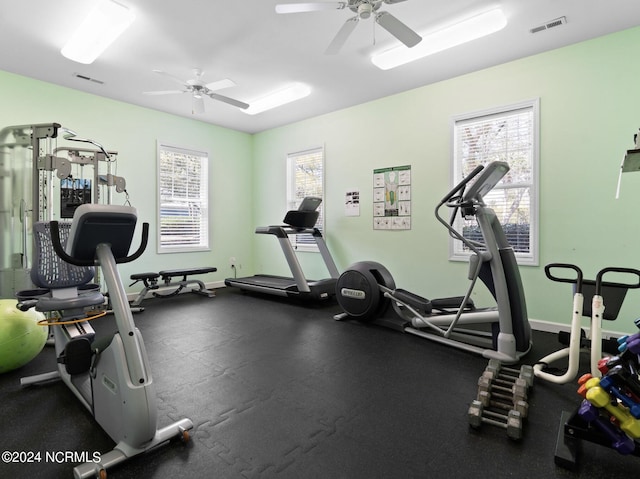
(0, 299, 48, 374)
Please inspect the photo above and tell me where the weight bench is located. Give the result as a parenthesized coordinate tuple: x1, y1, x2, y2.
(129, 266, 217, 307)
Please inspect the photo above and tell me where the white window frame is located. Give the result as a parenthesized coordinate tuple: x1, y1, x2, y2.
(157, 142, 210, 254)
(286, 146, 325, 252)
(450, 98, 539, 266)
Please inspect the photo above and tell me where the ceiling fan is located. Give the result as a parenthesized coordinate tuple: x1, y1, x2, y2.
(143, 69, 249, 114)
(275, 0, 422, 54)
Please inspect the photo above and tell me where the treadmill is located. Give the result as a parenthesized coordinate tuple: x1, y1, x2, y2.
(225, 197, 340, 301)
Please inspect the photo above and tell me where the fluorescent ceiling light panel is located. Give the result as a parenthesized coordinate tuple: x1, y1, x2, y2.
(244, 83, 311, 115)
(61, 0, 135, 64)
(371, 7, 507, 70)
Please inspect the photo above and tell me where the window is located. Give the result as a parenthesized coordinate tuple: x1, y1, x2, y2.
(157, 143, 209, 253)
(286, 147, 324, 251)
(451, 99, 539, 265)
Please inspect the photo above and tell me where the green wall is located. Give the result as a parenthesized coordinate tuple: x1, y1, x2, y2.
(253, 25, 640, 334)
(0, 71, 254, 287)
(2, 25, 640, 334)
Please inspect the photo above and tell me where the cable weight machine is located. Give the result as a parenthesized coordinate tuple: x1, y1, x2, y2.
(0, 122, 130, 298)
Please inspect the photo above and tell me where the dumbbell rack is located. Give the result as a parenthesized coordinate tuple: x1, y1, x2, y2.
(468, 359, 534, 440)
(555, 409, 640, 470)
(555, 331, 640, 469)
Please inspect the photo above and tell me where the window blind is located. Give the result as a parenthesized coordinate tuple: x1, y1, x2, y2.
(158, 144, 209, 252)
(453, 102, 537, 262)
(287, 147, 324, 249)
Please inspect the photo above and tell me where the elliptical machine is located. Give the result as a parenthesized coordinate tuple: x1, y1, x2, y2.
(335, 161, 532, 364)
(18, 204, 193, 479)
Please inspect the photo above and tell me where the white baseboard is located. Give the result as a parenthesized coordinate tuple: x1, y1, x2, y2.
(529, 318, 625, 339)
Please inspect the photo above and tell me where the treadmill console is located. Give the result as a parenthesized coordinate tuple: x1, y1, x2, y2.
(284, 196, 322, 229)
(298, 196, 322, 211)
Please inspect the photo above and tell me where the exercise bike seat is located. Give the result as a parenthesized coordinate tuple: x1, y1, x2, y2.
(17, 222, 105, 313)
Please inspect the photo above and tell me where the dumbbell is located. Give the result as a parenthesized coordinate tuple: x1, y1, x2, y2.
(485, 359, 534, 388)
(578, 399, 635, 455)
(588, 365, 640, 406)
(581, 376, 640, 439)
(604, 365, 640, 401)
(481, 369, 530, 395)
(598, 356, 618, 375)
(468, 400, 523, 440)
(477, 389, 529, 418)
(618, 332, 640, 355)
(478, 375, 528, 403)
(599, 374, 640, 419)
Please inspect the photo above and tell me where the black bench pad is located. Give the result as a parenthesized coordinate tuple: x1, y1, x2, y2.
(130, 272, 160, 281)
(159, 267, 217, 279)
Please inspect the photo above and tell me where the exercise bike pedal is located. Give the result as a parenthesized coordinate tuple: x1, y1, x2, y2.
(57, 337, 93, 375)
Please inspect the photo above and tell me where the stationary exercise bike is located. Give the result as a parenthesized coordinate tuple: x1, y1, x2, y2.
(18, 204, 193, 479)
(335, 161, 532, 364)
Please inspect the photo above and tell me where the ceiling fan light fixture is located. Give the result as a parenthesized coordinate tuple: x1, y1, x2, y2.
(371, 7, 507, 70)
(358, 3, 373, 19)
(61, 0, 135, 64)
(243, 83, 311, 115)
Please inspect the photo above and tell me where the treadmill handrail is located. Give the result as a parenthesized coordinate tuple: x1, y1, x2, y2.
(241, 219, 339, 296)
(256, 225, 321, 238)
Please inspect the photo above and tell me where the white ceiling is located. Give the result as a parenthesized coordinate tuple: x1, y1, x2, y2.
(1, 0, 639, 134)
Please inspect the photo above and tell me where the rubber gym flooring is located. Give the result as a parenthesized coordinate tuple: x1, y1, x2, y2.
(1, 287, 637, 478)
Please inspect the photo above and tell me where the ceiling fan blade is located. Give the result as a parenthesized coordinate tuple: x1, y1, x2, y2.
(275, 2, 346, 14)
(204, 78, 236, 92)
(152, 69, 188, 87)
(207, 92, 250, 110)
(143, 90, 187, 95)
(192, 95, 205, 115)
(375, 11, 421, 48)
(325, 16, 359, 55)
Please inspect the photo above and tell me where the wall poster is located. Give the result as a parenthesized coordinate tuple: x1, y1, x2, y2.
(345, 189, 360, 216)
(373, 165, 411, 230)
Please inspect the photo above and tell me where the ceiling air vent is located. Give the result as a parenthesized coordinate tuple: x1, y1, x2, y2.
(73, 73, 104, 85)
(530, 16, 567, 34)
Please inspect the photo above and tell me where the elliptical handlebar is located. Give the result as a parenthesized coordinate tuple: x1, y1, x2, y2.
(434, 161, 510, 255)
(50, 221, 149, 267)
(545, 263, 640, 296)
(595, 267, 640, 295)
(545, 263, 584, 292)
(436, 164, 485, 208)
